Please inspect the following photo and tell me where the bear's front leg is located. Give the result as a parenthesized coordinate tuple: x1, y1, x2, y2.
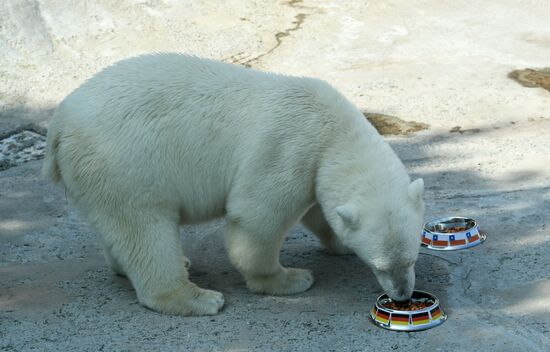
(103, 246, 127, 277)
(224, 221, 314, 295)
(301, 204, 353, 255)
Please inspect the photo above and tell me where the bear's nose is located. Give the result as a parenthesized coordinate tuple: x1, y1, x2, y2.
(393, 288, 413, 302)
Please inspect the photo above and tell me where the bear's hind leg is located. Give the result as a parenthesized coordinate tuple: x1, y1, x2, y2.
(224, 220, 314, 295)
(301, 204, 353, 255)
(97, 209, 223, 316)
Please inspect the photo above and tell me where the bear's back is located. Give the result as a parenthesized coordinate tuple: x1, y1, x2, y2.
(64, 55, 324, 127)
(58, 54, 357, 163)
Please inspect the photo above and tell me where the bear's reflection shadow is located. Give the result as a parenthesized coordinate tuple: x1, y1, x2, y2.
(181, 222, 451, 316)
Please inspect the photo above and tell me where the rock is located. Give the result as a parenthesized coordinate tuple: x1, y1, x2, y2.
(363, 113, 429, 136)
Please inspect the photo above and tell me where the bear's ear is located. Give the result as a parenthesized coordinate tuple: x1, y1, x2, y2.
(408, 178, 424, 204)
(336, 204, 359, 229)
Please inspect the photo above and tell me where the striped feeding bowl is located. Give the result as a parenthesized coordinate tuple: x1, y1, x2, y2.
(370, 291, 447, 331)
(421, 216, 486, 251)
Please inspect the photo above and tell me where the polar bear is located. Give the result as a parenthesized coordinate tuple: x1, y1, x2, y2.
(43, 54, 425, 316)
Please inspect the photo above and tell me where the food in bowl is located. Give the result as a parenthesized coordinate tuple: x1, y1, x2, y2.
(437, 226, 467, 233)
(382, 298, 433, 311)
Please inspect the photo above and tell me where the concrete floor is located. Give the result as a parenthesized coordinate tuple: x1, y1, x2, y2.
(1, 1, 550, 351)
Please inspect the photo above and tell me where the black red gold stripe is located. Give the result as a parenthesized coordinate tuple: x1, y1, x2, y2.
(375, 309, 390, 324)
(431, 307, 442, 320)
(411, 312, 430, 325)
(391, 313, 409, 326)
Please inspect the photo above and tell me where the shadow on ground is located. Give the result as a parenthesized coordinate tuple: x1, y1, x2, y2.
(389, 118, 550, 336)
(1, 106, 549, 350)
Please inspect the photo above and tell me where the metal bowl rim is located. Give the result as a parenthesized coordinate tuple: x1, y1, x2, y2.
(421, 231, 487, 251)
(423, 216, 478, 235)
(374, 290, 440, 314)
(369, 308, 448, 332)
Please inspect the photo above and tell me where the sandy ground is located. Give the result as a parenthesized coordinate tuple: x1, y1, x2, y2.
(1, 1, 550, 351)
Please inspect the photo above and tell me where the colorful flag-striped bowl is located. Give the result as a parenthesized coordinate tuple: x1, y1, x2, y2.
(370, 290, 447, 331)
(421, 216, 486, 251)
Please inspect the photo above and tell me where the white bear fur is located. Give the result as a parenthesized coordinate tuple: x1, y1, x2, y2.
(43, 54, 425, 316)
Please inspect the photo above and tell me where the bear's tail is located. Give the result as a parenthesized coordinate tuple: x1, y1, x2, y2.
(42, 112, 62, 183)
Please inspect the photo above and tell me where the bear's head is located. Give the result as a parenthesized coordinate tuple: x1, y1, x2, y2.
(334, 178, 425, 302)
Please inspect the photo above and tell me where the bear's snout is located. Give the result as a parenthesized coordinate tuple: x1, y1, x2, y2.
(373, 266, 415, 302)
(389, 286, 414, 302)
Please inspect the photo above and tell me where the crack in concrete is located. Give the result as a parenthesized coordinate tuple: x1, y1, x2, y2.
(449, 264, 550, 347)
(240, 13, 307, 67)
(462, 294, 550, 347)
(462, 268, 472, 294)
(229, 1, 318, 67)
(419, 251, 460, 266)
